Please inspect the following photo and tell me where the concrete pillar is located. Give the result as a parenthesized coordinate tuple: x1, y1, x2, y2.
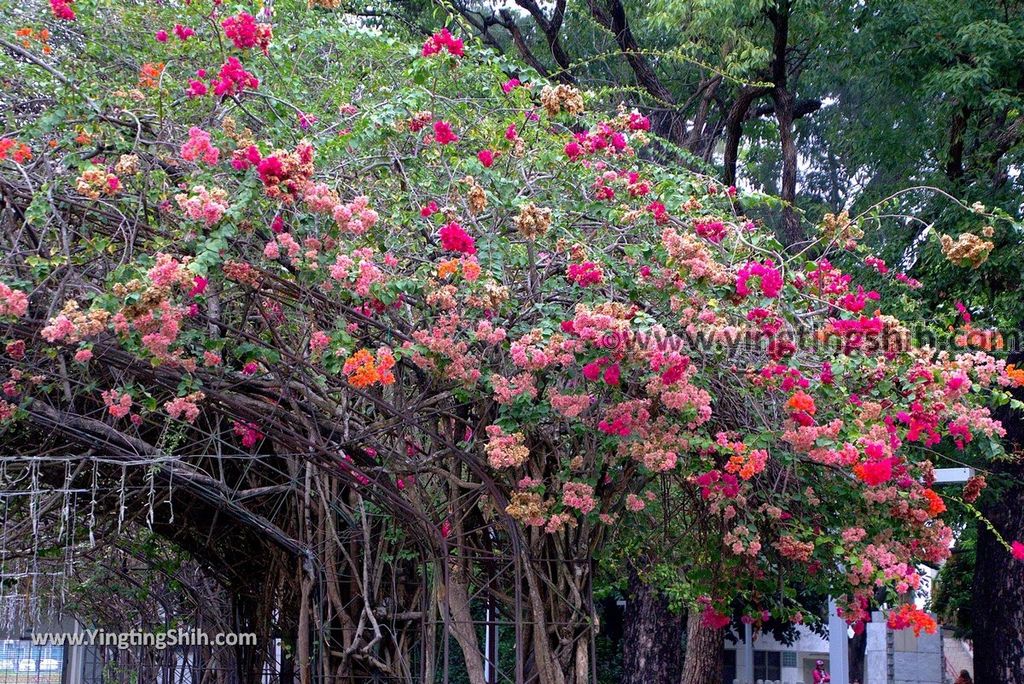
(864, 612, 888, 684)
(63, 621, 83, 684)
(744, 622, 755, 683)
(828, 597, 849, 684)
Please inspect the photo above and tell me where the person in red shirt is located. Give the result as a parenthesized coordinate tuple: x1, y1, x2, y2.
(813, 660, 831, 684)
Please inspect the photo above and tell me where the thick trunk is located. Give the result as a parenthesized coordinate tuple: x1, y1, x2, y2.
(972, 350, 1024, 684)
(773, 89, 802, 248)
(766, 0, 802, 248)
(722, 88, 767, 188)
(972, 482, 1024, 683)
(622, 569, 683, 684)
(680, 611, 723, 684)
(443, 569, 488, 684)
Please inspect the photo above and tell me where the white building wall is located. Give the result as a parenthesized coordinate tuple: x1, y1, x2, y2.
(725, 626, 830, 684)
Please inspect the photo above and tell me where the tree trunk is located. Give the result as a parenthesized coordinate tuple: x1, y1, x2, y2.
(773, 88, 802, 248)
(972, 480, 1024, 684)
(766, 0, 802, 248)
(972, 349, 1024, 684)
(680, 611, 723, 684)
(848, 629, 866, 684)
(622, 568, 683, 684)
(722, 88, 767, 188)
(442, 569, 488, 684)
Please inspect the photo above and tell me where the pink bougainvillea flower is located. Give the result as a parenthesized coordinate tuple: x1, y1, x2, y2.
(736, 260, 784, 298)
(421, 28, 464, 57)
(477, 149, 495, 167)
(602, 363, 620, 386)
(180, 127, 220, 165)
(222, 12, 272, 53)
(155, 30, 169, 42)
(50, 0, 75, 21)
(1012, 541, 1024, 561)
(439, 222, 476, 255)
(188, 276, 208, 298)
(174, 24, 195, 41)
(627, 111, 651, 131)
(567, 262, 603, 287)
(186, 74, 208, 98)
(701, 605, 731, 630)
(432, 120, 459, 145)
(420, 201, 439, 218)
(853, 457, 895, 487)
(213, 57, 259, 97)
(694, 219, 728, 243)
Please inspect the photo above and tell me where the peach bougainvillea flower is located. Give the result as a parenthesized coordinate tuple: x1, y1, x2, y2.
(138, 62, 165, 88)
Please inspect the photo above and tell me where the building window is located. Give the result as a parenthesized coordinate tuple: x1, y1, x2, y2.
(754, 650, 781, 680)
(722, 649, 736, 684)
(781, 651, 797, 668)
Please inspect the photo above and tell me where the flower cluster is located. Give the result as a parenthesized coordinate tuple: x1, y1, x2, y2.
(484, 425, 530, 468)
(165, 392, 205, 423)
(15, 27, 52, 54)
(567, 261, 603, 287)
(421, 28, 464, 57)
(562, 482, 596, 514)
(886, 605, 937, 637)
(256, 144, 315, 202)
(222, 12, 272, 54)
(180, 127, 220, 165)
(50, 0, 74, 20)
(232, 420, 265, 448)
(0, 139, 32, 164)
(940, 231, 994, 268)
(736, 260, 784, 298)
(0, 283, 30, 318)
(439, 222, 476, 255)
(539, 84, 585, 117)
(342, 348, 396, 388)
(213, 57, 259, 97)
(75, 166, 121, 199)
(175, 186, 228, 226)
(138, 62, 165, 88)
(332, 196, 378, 235)
(101, 389, 133, 419)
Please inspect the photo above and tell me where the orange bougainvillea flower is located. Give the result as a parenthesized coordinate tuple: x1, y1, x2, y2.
(725, 449, 768, 480)
(437, 259, 459, 279)
(922, 488, 945, 517)
(954, 323, 1003, 351)
(343, 349, 377, 387)
(886, 604, 937, 637)
(16, 27, 53, 53)
(343, 347, 396, 388)
(0, 138, 32, 163)
(786, 390, 816, 415)
(139, 62, 165, 88)
(1006, 364, 1024, 386)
